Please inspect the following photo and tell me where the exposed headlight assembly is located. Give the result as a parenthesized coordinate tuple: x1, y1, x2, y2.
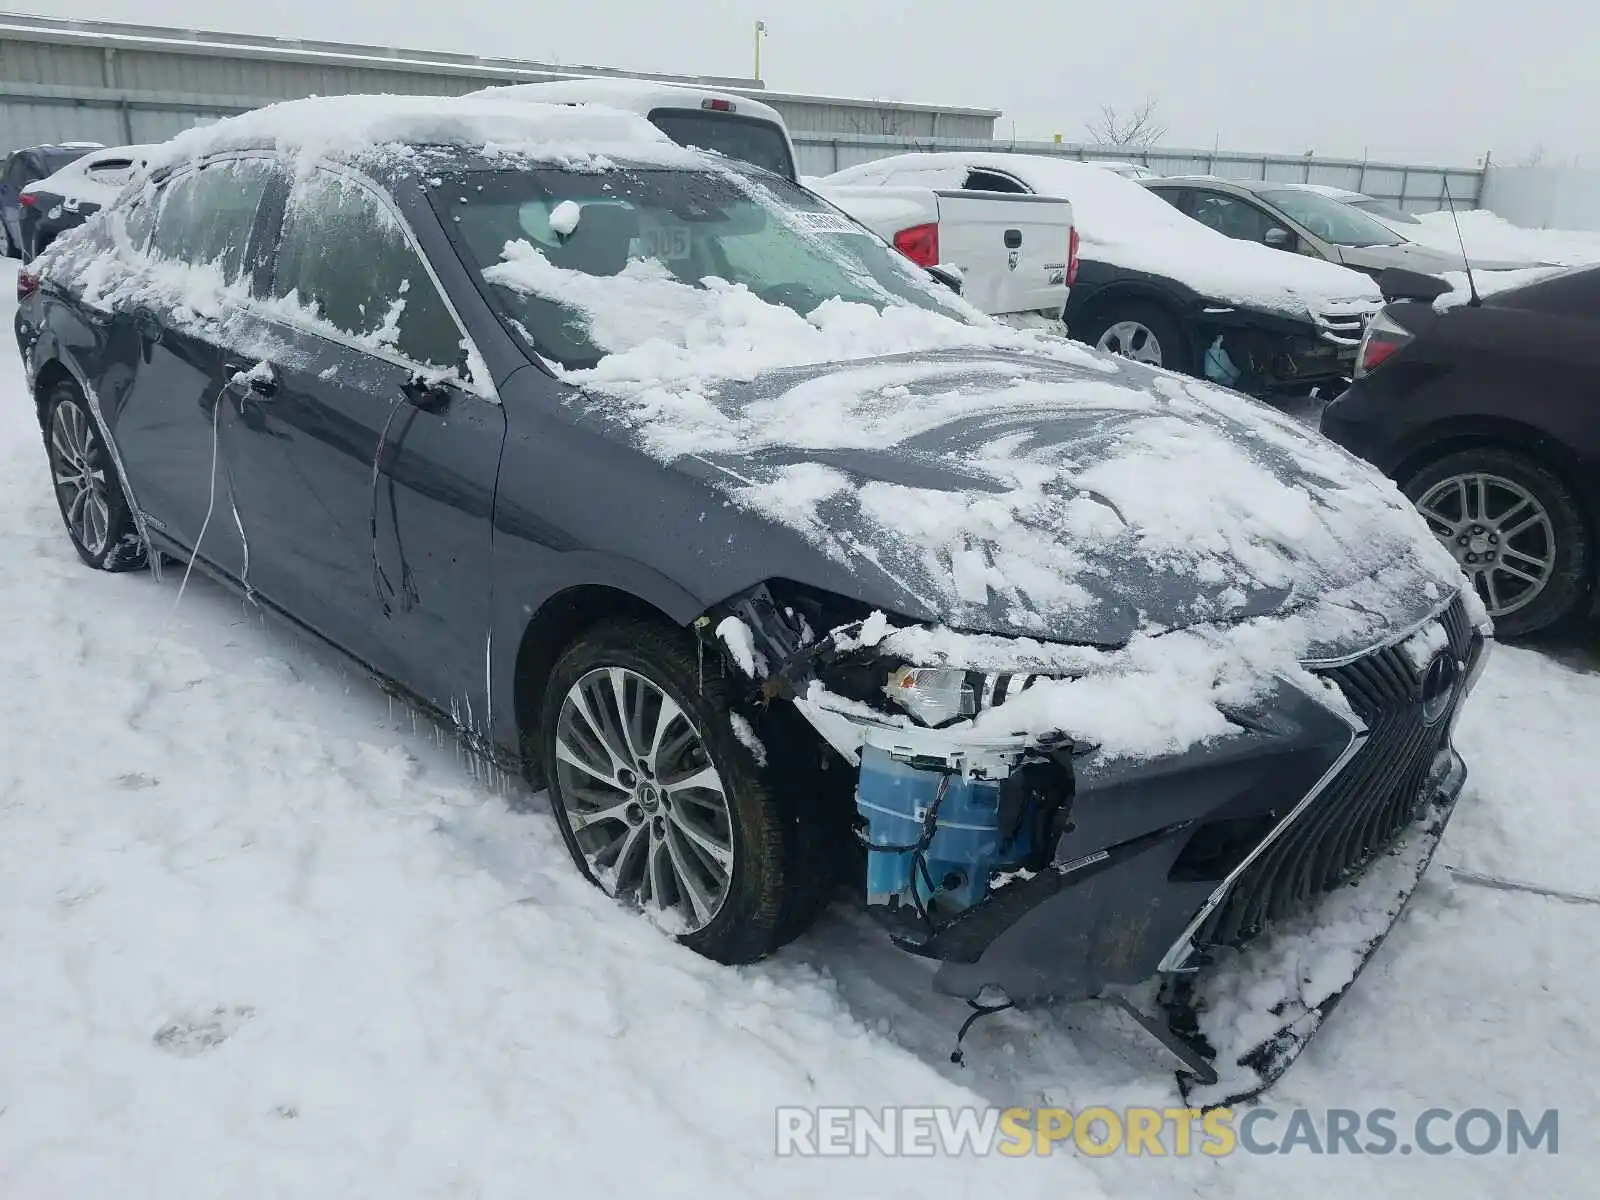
(884, 666, 1053, 728)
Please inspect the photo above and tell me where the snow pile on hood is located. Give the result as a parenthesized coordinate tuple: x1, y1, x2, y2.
(149, 93, 696, 178)
(824, 153, 1381, 318)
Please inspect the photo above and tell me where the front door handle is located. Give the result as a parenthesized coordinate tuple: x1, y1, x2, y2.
(226, 361, 278, 398)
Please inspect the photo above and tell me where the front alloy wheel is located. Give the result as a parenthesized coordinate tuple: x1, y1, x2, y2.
(540, 618, 821, 963)
(553, 666, 734, 931)
(1096, 319, 1165, 365)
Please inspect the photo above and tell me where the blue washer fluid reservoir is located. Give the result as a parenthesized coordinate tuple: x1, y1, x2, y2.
(855, 743, 1029, 911)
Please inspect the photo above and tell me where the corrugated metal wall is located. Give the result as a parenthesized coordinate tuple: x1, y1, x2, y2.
(0, 23, 999, 160)
(791, 131, 1486, 211)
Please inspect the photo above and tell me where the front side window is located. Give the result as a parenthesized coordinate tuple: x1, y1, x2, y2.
(149, 159, 272, 283)
(435, 164, 972, 371)
(271, 170, 466, 375)
(1191, 192, 1289, 245)
(1257, 188, 1406, 247)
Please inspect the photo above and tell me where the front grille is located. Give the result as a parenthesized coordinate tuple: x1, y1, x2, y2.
(1194, 597, 1476, 949)
(1314, 309, 1373, 346)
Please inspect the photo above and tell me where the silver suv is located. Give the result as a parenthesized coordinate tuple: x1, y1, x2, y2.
(1144, 176, 1529, 278)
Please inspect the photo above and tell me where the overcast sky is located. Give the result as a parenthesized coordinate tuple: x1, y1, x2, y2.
(51, 0, 1600, 166)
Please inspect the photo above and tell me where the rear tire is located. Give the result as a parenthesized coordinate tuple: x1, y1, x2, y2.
(1403, 446, 1590, 638)
(42, 379, 148, 572)
(540, 618, 823, 963)
(1079, 301, 1192, 375)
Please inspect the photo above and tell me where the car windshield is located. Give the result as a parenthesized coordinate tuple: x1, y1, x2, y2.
(1259, 188, 1406, 247)
(1351, 197, 1421, 225)
(646, 109, 795, 179)
(437, 165, 971, 370)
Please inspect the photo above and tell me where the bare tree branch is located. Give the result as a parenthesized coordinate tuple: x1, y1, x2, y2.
(1084, 99, 1167, 149)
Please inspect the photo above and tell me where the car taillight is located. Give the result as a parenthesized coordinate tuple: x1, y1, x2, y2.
(1066, 226, 1080, 287)
(17, 268, 40, 301)
(893, 222, 939, 268)
(18, 192, 35, 207)
(1354, 308, 1413, 379)
(701, 98, 735, 112)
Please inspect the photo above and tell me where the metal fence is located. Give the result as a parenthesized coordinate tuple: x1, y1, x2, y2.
(792, 131, 1487, 212)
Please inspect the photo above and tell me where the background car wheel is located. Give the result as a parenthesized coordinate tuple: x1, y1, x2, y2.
(540, 617, 818, 964)
(1081, 302, 1191, 374)
(1404, 446, 1591, 638)
(0, 222, 14, 259)
(42, 380, 148, 572)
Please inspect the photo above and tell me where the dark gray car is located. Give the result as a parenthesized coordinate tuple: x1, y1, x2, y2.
(14, 97, 1489, 1101)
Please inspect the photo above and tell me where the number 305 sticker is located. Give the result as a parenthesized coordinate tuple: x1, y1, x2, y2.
(639, 225, 691, 260)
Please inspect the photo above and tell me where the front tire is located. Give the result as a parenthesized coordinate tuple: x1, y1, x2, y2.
(1080, 301, 1192, 375)
(1404, 446, 1591, 638)
(540, 618, 814, 963)
(42, 379, 147, 572)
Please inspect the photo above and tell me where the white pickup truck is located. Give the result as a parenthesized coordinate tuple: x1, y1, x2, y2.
(472, 77, 1074, 320)
(812, 182, 1076, 320)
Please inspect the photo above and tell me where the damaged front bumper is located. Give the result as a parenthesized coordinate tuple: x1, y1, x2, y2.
(783, 593, 1489, 1069)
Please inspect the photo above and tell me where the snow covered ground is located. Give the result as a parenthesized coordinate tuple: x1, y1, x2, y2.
(1, 258, 1596, 1196)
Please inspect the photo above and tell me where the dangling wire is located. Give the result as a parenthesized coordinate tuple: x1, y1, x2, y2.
(369, 399, 409, 617)
(153, 385, 226, 645)
(950, 998, 1017, 1067)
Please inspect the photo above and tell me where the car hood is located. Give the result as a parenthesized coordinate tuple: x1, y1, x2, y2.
(1337, 239, 1543, 275)
(579, 347, 1464, 660)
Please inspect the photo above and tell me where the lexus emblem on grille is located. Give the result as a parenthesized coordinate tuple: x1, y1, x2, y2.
(1421, 651, 1460, 725)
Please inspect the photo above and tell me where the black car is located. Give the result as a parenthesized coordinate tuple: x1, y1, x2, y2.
(818, 153, 1384, 397)
(15, 96, 1487, 1100)
(0, 142, 102, 258)
(1322, 266, 1600, 637)
(18, 144, 154, 258)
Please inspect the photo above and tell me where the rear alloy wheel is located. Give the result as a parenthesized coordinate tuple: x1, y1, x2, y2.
(541, 618, 812, 963)
(1405, 447, 1590, 637)
(1082, 302, 1191, 374)
(43, 380, 147, 572)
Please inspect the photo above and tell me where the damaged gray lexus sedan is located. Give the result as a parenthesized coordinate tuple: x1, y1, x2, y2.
(15, 96, 1489, 1104)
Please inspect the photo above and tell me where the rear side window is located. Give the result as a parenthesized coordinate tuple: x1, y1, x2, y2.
(647, 108, 795, 179)
(149, 159, 272, 283)
(271, 170, 466, 375)
(963, 169, 1028, 194)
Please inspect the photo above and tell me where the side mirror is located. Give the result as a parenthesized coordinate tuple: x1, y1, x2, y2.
(1378, 267, 1453, 303)
(1264, 227, 1294, 250)
(926, 263, 964, 295)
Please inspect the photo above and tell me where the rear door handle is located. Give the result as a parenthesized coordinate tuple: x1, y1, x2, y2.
(225, 361, 278, 398)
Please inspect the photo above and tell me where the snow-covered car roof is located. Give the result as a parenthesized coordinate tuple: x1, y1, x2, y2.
(467, 78, 789, 129)
(826, 152, 1381, 315)
(1282, 182, 1367, 203)
(145, 93, 698, 177)
(22, 143, 160, 207)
